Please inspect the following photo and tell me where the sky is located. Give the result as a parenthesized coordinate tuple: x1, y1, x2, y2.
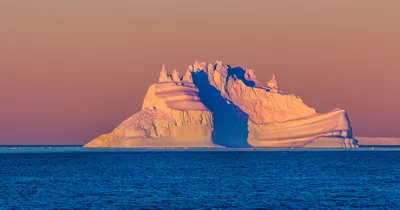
(1, 0, 400, 144)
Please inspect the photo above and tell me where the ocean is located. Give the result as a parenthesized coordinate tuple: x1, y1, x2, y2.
(1, 147, 399, 209)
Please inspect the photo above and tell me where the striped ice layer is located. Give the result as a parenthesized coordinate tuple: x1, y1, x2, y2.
(154, 82, 209, 111)
(248, 109, 357, 148)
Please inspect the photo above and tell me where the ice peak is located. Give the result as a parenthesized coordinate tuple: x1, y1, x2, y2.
(159, 64, 169, 82)
(193, 61, 208, 72)
(216, 60, 223, 66)
(187, 65, 194, 72)
(244, 69, 257, 81)
(171, 70, 181, 82)
(267, 74, 278, 92)
(183, 69, 194, 83)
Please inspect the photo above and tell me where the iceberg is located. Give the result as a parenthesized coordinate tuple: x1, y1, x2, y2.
(84, 61, 358, 148)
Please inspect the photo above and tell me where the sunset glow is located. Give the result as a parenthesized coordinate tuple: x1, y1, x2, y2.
(1, 0, 400, 144)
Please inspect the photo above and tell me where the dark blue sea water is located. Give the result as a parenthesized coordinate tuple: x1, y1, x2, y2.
(1, 147, 400, 209)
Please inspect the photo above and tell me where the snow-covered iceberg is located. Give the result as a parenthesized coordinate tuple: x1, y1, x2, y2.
(84, 61, 358, 148)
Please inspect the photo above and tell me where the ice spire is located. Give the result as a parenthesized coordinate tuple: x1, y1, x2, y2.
(193, 60, 200, 71)
(187, 65, 194, 73)
(183, 69, 194, 83)
(216, 60, 223, 66)
(171, 70, 181, 82)
(159, 65, 169, 82)
(267, 74, 278, 93)
(245, 69, 257, 81)
(214, 60, 228, 73)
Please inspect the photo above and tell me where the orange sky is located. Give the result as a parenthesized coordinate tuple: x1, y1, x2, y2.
(1, 0, 400, 144)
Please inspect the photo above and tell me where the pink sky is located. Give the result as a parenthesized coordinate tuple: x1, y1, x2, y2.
(1, 0, 400, 144)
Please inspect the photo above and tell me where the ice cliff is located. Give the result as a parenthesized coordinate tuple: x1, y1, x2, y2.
(84, 61, 358, 148)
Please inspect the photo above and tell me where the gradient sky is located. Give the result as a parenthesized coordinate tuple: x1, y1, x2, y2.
(1, 0, 400, 144)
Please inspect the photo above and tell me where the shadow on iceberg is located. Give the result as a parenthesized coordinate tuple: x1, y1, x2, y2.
(192, 71, 250, 148)
(227, 67, 256, 87)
